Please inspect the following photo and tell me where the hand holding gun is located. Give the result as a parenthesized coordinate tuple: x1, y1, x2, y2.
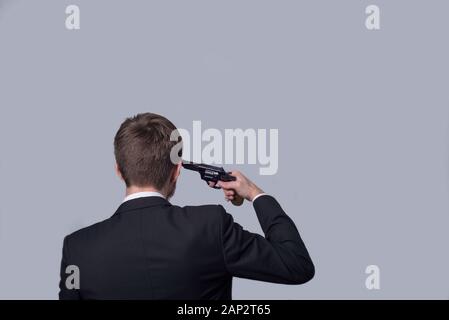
(181, 161, 245, 206)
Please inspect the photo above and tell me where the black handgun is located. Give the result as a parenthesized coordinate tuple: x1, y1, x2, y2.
(182, 161, 244, 206)
(182, 161, 236, 188)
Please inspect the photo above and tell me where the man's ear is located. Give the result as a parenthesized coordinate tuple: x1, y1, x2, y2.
(172, 162, 182, 182)
(115, 163, 124, 181)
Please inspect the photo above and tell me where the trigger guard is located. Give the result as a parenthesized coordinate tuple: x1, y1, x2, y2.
(205, 180, 221, 189)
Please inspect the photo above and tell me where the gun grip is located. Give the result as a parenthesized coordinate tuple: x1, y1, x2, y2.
(231, 194, 244, 206)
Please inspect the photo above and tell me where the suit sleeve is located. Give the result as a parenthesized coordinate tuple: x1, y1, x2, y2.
(220, 195, 315, 284)
(58, 236, 81, 300)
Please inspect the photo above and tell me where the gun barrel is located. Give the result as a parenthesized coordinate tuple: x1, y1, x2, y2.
(181, 161, 200, 171)
(182, 161, 224, 173)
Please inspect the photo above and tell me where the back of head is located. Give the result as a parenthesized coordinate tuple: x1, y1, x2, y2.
(114, 113, 179, 190)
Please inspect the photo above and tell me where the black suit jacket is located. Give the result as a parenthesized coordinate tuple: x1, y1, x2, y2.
(59, 195, 314, 299)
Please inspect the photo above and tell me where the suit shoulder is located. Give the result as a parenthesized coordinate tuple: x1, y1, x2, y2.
(182, 203, 225, 214)
(64, 218, 110, 245)
(177, 203, 227, 222)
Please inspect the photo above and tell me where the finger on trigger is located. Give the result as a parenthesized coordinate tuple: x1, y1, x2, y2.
(219, 180, 236, 189)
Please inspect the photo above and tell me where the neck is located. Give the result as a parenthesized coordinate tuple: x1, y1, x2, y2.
(126, 185, 166, 198)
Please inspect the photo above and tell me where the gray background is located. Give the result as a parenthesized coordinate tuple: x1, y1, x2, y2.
(0, 0, 448, 299)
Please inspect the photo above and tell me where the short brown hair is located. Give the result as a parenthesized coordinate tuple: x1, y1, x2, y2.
(114, 113, 179, 189)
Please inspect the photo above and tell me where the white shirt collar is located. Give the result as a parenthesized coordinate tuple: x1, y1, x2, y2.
(122, 191, 166, 203)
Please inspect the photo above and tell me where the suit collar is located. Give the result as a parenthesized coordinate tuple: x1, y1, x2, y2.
(113, 196, 171, 216)
(122, 191, 165, 203)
